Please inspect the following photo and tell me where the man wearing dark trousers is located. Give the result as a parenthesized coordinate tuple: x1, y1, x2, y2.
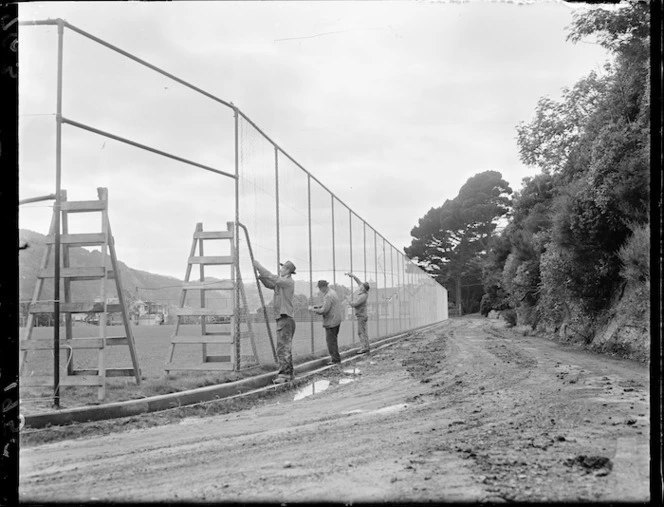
(254, 259, 297, 384)
(345, 272, 371, 354)
(309, 280, 342, 365)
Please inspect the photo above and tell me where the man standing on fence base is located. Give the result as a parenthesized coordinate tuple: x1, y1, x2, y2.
(309, 280, 342, 366)
(254, 259, 297, 384)
(345, 272, 370, 354)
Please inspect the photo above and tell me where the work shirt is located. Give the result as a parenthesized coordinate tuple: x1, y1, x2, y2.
(255, 264, 295, 319)
(349, 289, 369, 319)
(314, 288, 342, 328)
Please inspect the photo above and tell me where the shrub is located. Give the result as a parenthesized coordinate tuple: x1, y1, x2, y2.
(618, 222, 650, 283)
(517, 304, 540, 330)
(479, 288, 510, 317)
(538, 244, 573, 326)
(502, 309, 517, 327)
(480, 294, 492, 317)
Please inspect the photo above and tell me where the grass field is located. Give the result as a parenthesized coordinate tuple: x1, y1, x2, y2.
(19, 315, 417, 412)
(18, 320, 368, 413)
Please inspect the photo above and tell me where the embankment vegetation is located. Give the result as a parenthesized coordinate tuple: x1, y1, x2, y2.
(407, 2, 650, 361)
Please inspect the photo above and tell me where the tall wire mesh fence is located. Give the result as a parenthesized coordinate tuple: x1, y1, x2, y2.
(19, 20, 448, 385)
(238, 111, 448, 362)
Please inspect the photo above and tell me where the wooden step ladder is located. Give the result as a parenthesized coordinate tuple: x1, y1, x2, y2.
(164, 222, 259, 373)
(19, 187, 142, 401)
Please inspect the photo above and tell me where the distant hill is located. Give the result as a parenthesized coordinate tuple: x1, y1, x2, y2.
(18, 230, 352, 319)
(17, 229, 269, 312)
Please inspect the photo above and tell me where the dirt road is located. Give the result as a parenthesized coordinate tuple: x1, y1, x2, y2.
(19, 317, 651, 503)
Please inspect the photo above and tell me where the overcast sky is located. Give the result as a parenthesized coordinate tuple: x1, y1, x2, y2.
(18, 0, 611, 282)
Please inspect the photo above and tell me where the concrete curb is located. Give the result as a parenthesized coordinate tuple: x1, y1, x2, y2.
(24, 322, 443, 428)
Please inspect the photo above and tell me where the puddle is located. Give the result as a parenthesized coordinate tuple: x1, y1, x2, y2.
(293, 380, 331, 401)
(339, 378, 355, 385)
(343, 368, 362, 375)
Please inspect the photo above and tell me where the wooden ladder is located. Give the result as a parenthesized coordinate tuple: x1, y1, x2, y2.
(164, 222, 258, 373)
(19, 187, 141, 401)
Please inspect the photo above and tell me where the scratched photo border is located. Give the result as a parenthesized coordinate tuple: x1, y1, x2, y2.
(4, 2, 662, 505)
(1, 2, 19, 506)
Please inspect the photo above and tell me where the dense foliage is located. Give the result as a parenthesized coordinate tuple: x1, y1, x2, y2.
(407, 2, 650, 332)
(405, 170, 512, 315)
(484, 1, 650, 332)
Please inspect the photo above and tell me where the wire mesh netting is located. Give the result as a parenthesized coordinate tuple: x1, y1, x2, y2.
(237, 136, 449, 363)
(19, 21, 448, 393)
(276, 153, 315, 356)
(237, 116, 279, 366)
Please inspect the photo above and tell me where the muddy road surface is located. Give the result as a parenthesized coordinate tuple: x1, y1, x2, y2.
(19, 316, 651, 503)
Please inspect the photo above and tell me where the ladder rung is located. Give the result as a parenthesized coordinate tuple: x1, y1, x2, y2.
(182, 280, 234, 291)
(20, 336, 126, 350)
(193, 231, 234, 240)
(164, 363, 234, 372)
(175, 308, 233, 317)
(72, 368, 136, 377)
(38, 267, 111, 280)
(21, 375, 104, 387)
(29, 302, 123, 313)
(20, 338, 103, 350)
(106, 336, 128, 346)
(188, 256, 233, 265)
(170, 335, 233, 344)
(60, 200, 107, 213)
(45, 233, 106, 246)
(204, 355, 231, 363)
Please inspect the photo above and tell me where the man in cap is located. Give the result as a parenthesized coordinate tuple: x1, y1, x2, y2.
(345, 272, 371, 354)
(308, 280, 343, 365)
(254, 259, 297, 384)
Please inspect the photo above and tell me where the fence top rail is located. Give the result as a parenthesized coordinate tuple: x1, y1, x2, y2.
(239, 112, 434, 280)
(20, 18, 235, 110)
(19, 19, 58, 26)
(20, 18, 441, 286)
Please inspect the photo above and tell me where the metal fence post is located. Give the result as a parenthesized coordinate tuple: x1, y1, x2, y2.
(402, 262, 413, 329)
(308, 174, 314, 353)
(275, 146, 280, 269)
(363, 222, 368, 340)
(397, 250, 402, 333)
(331, 196, 336, 286)
(233, 106, 240, 369)
(374, 229, 379, 338)
(349, 211, 354, 344)
(363, 222, 367, 281)
(390, 246, 394, 334)
(382, 236, 387, 335)
(52, 19, 65, 408)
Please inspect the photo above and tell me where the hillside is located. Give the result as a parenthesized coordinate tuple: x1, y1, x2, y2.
(18, 230, 267, 313)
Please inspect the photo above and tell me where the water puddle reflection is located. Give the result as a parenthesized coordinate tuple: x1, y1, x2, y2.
(293, 368, 363, 401)
(343, 368, 361, 375)
(294, 380, 330, 401)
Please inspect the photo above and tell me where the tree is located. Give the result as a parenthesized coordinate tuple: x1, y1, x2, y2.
(406, 170, 512, 315)
(495, 1, 650, 330)
(516, 71, 609, 178)
(480, 173, 556, 323)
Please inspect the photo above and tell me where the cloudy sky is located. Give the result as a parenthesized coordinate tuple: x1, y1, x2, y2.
(18, 0, 610, 282)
